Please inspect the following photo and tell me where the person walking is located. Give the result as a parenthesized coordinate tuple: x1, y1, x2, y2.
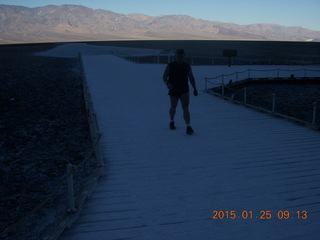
(162, 49, 198, 135)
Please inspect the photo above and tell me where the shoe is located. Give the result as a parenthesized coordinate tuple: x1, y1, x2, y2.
(186, 126, 194, 135)
(170, 121, 176, 130)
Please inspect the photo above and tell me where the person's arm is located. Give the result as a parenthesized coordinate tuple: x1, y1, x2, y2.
(163, 64, 170, 84)
(188, 66, 198, 96)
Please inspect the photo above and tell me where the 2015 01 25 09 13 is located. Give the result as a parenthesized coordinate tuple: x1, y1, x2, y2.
(211, 210, 308, 220)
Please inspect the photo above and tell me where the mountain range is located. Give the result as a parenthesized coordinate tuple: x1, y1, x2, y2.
(1, 4, 320, 44)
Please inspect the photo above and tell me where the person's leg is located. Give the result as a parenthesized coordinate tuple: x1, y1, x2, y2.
(180, 93, 190, 125)
(170, 96, 179, 121)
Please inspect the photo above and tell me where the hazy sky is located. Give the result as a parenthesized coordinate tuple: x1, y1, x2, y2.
(1, 0, 320, 31)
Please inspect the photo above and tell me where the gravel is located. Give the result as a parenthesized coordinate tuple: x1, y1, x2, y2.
(0, 45, 96, 240)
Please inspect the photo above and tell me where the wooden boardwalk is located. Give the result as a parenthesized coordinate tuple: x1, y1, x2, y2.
(61, 55, 320, 240)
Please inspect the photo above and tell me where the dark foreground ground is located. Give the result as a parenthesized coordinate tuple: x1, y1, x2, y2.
(0, 44, 94, 239)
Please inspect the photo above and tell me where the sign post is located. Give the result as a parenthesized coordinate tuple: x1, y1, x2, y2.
(223, 50, 237, 67)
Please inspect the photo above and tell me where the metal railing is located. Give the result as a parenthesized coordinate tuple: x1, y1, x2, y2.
(123, 54, 320, 66)
(0, 53, 104, 240)
(204, 68, 320, 128)
(204, 68, 320, 92)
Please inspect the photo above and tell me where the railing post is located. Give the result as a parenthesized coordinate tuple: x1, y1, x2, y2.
(244, 87, 247, 105)
(312, 101, 317, 125)
(272, 93, 276, 113)
(67, 164, 76, 213)
(91, 111, 103, 166)
(221, 75, 225, 96)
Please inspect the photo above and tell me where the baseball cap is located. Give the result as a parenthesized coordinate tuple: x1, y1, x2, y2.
(175, 48, 185, 54)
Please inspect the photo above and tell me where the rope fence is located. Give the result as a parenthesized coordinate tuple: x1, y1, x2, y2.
(0, 53, 104, 239)
(205, 68, 320, 92)
(205, 68, 320, 128)
(122, 53, 320, 66)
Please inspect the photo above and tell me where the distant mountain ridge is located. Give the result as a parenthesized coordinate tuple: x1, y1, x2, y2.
(1, 4, 320, 44)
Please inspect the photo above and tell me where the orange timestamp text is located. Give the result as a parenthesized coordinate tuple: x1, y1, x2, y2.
(211, 210, 308, 220)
